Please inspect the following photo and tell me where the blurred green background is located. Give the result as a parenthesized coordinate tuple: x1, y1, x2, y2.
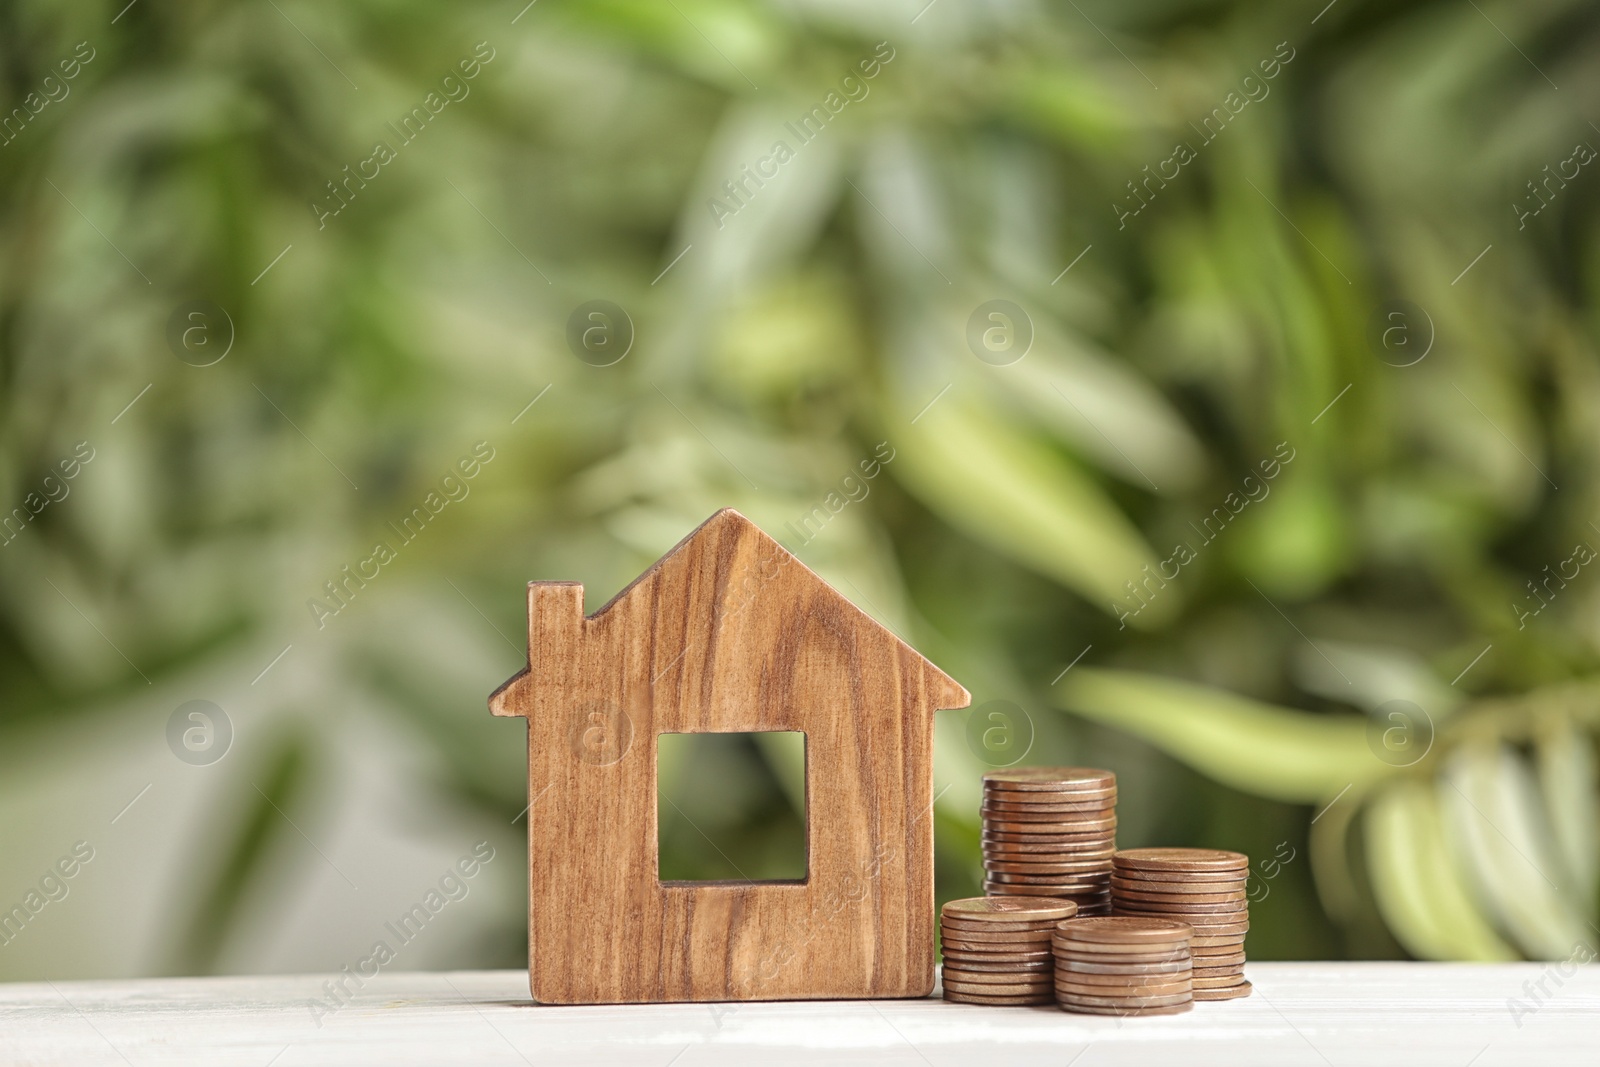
(1, 0, 1597, 980)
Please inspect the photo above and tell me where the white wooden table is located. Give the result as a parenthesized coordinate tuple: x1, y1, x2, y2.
(2, 964, 1594, 1065)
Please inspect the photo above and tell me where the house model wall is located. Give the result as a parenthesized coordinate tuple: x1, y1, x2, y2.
(489, 508, 970, 1003)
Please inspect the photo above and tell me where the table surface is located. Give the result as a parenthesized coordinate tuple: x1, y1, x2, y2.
(2, 963, 1595, 1066)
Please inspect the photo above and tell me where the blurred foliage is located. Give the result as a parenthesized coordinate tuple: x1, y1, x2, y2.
(2, 0, 1599, 978)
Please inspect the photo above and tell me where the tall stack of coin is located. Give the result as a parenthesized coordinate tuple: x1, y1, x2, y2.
(1051, 916, 1194, 1016)
(939, 897, 1079, 1006)
(1109, 848, 1252, 1001)
(981, 768, 1117, 915)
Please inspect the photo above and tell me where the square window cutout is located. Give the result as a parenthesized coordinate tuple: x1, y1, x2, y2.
(657, 731, 807, 884)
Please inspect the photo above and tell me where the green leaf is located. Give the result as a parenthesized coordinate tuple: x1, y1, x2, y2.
(995, 338, 1207, 494)
(1441, 746, 1595, 959)
(1535, 717, 1599, 902)
(752, 729, 806, 819)
(1366, 780, 1518, 961)
(1053, 668, 1386, 802)
(886, 394, 1165, 624)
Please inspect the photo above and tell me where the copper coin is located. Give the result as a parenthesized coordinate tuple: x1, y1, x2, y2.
(1056, 972, 1196, 991)
(1190, 936, 1248, 951)
(986, 825, 1117, 839)
(941, 938, 1055, 955)
(1113, 886, 1247, 905)
(940, 924, 1054, 942)
(985, 825, 1113, 838)
(1177, 915, 1248, 927)
(942, 953, 1054, 968)
(1113, 912, 1247, 929)
(983, 786, 1117, 802)
(1055, 999, 1192, 1017)
(988, 870, 1110, 884)
(1055, 917, 1193, 944)
(943, 977, 1056, 996)
(943, 910, 1067, 929)
(943, 957, 1054, 973)
(943, 938, 1057, 952)
(942, 897, 1081, 922)
(942, 925, 1061, 940)
(986, 883, 1109, 898)
(1191, 951, 1246, 968)
(985, 829, 1119, 843)
(1113, 848, 1247, 872)
(985, 852, 1117, 868)
(982, 801, 1117, 817)
(991, 884, 1109, 896)
(1056, 958, 1191, 975)
(979, 806, 1120, 825)
(1002, 897, 1111, 911)
(986, 852, 1115, 867)
(1054, 983, 1193, 1003)
(1113, 895, 1248, 915)
(1054, 990, 1193, 1009)
(985, 842, 1117, 858)
(940, 972, 1056, 991)
(1107, 866, 1246, 884)
(1111, 883, 1245, 900)
(945, 941, 1058, 955)
(942, 957, 1054, 973)
(983, 780, 1116, 797)
(1053, 953, 1190, 969)
(1113, 916, 1245, 932)
(1054, 936, 1192, 954)
(1054, 978, 1192, 999)
(943, 967, 1054, 986)
(988, 871, 1113, 884)
(987, 858, 1115, 873)
(1192, 972, 1246, 989)
(941, 916, 1066, 933)
(983, 790, 1117, 806)
(985, 841, 1118, 854)
(1112, 899, 1248, 915)
(981, 806, 1116, 824)
(1052, 941, 1190, 962)
(983, 767, 1116, 790)
(1111, 872, 1246, 889)
(986, 883, 1110, 901)
(1191, 980, 1252, 1001)
(1192, 967, 1247, 978)
(987, 862, 1115, 876)
(1191, 958, 1247, 972)
(979, 796, 1120, 812)
(985, 838, 1113, 857)
(944, 989, 1055, 1006)
(986, 860, 1115, 876)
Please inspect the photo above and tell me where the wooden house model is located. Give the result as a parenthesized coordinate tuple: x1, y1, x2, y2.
(489, 508, 969, 1003)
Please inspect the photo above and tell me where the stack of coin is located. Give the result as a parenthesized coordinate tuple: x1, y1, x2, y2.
(1052, 916, 1194, 1015)
(981, 768, 1117, 915)
(939, 897, 1079, 1006)
(1110, 848, 1252, 1001)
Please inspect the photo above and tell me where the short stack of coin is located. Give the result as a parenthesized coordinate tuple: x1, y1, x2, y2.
(939, 897, 1079, 1006)
(1051, 916, 1194, 1016)
(1110, 848, 1252, 1001)
(980, 768, 1117, 916)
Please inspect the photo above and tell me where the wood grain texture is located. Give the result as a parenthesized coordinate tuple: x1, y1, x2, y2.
(489, 508, 971, 1004)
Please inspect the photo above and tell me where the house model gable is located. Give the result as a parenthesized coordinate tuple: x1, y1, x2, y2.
(489, 508, 970, 1003)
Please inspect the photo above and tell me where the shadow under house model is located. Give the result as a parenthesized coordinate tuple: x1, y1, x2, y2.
(488, 508, 970, 1004)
